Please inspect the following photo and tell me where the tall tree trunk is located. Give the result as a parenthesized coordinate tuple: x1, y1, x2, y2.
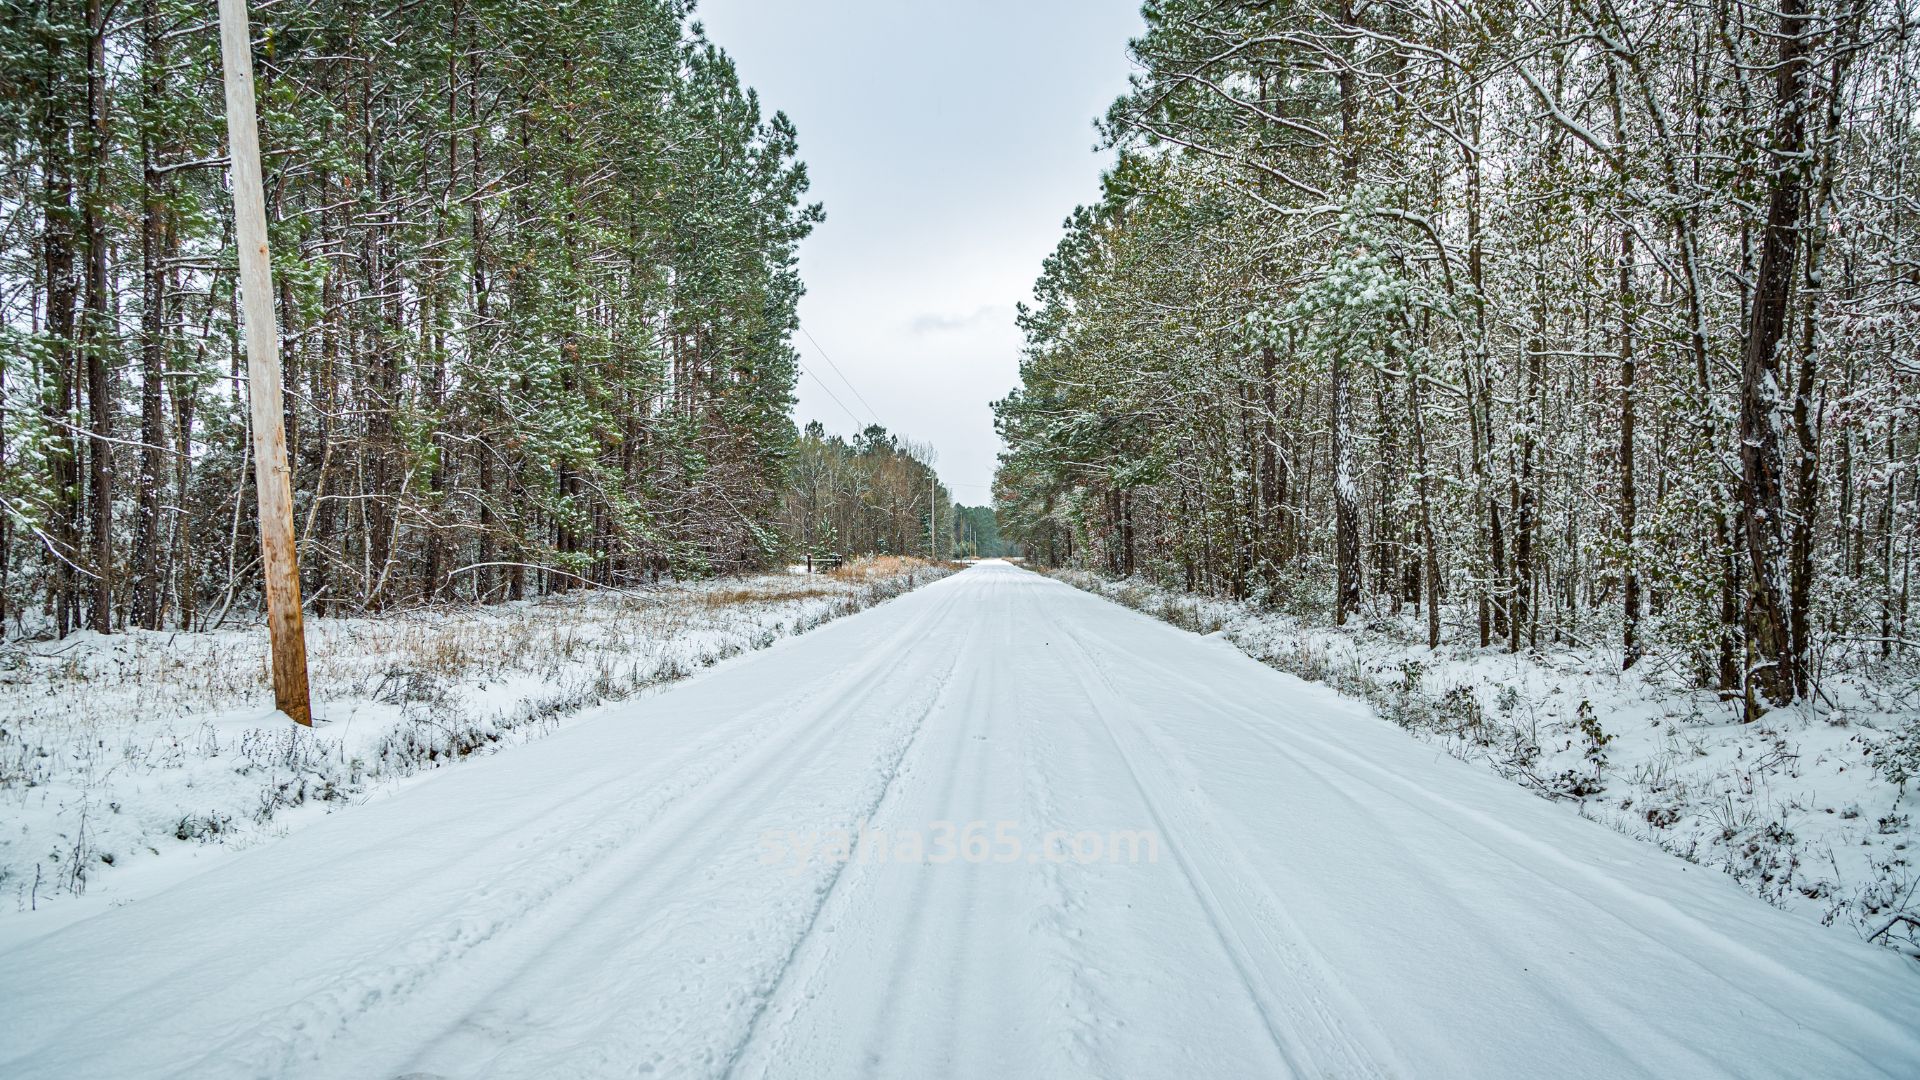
(167, 298, 195, 629)
(133, 0, 169, 629)
(1788, 51, 1849, 699)
(1738, 0, 1811, 711)
(1332, 359, 1362, 622)
(1606, 67, 1642, 670)
(1462, 104, 1494, 649)
(470, 50, 497, 601)
(1513, 320, 1542, 653)
(1374, 372, 1401, 610)
(41, 34, 82, 638)
(1331, 0, 1363, 625)
(82, 0, 113, 633)
(1619, 222, 1641, 669)
(1408, 364, 1442, 648)
(1258, 344, 1285, 570)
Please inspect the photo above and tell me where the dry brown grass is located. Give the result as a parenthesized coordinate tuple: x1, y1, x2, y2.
(826, 555, 956, 582)
(698, 556, 948, 606)
(699, 584, 839, 608)
(1, 558, 966, 906)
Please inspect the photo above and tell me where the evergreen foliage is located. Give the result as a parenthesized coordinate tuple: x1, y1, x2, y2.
(2, 0, 821, 632)
(995, 0, 1919, 707)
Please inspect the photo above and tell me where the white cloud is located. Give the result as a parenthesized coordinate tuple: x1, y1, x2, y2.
(693, 0, 1145, 495)
(908, 305, 1012, 336)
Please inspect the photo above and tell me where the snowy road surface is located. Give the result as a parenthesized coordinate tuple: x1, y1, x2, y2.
(3, 561, 1917, 1079)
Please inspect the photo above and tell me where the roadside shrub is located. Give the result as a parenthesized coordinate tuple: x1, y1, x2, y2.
(1868, 716, 1920, 789)
(175, 811, 235, 843)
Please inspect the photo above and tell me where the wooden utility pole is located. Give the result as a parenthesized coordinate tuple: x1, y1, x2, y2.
(218, 0, 312, 725)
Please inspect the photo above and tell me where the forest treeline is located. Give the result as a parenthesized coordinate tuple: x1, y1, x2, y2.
(778, 422, 1009, 561)
(2, 0, 823, 637)
(994, 0, 1918, 712)
(953, 504, 1007, 559)
(783, 422, 953, 562)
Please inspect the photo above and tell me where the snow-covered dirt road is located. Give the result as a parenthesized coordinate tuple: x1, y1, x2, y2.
(4, 561, 1917, 1079)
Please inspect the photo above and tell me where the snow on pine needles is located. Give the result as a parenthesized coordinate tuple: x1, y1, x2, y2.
(0, 558, 953, 923)
(1049, 569, 1920, 960)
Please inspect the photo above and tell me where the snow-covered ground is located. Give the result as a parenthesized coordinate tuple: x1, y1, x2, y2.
(1048, 568, 1920, 959)
(1, 561, 1915, 1079)
(0, 558, 952, 930)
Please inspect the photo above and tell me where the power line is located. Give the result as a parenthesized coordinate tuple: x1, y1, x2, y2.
(793, 326, 986, 558)
(796, 361, 867, 432)
(798, 328, 985, 503)
(800, 326, 883, 429)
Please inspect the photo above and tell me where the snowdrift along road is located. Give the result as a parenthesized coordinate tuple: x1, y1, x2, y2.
(3, 560, 1916, 1078)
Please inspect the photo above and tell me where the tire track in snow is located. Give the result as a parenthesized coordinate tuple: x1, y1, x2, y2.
(713, 616, 975, 1079)
(1095, 642, 1720, 1076)
(1032, 596, 1396, 1080)
(1109, 627, 1920, 1071)
(1039, 573, 1920, 1076)
(378, 588, 975, 1079)
(725, 568, 1067, 1079)
(178, 579, 976, 1079)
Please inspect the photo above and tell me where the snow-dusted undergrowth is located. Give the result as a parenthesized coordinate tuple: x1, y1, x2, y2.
(1048, 568, 1920, 960)
(0, 558, 953, 915)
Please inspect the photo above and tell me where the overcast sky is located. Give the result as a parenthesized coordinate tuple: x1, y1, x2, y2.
(693, 0, 1146, 504)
